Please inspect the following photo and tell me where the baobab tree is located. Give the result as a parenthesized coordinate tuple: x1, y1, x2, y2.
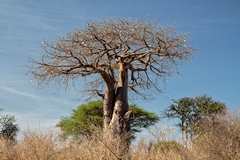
(27, 18, 195, 143)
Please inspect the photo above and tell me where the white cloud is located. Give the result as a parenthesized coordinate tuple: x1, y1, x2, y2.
(0, 86, 43, 100)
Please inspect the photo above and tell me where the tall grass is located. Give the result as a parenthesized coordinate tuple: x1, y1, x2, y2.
(192, 110, 240, 160)
(0, 110, 239, 159)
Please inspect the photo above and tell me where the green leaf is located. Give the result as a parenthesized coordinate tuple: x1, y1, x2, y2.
(56, 100, 160, 140)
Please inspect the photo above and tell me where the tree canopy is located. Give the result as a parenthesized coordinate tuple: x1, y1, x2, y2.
(163, 95, 226, 143)
(27, 19, 194, 100)
(56, 100, 159, 140)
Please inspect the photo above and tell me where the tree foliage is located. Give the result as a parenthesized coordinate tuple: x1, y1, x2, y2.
(56, 100, 159, 140)
(0, 109, 19, 141)
(163, 95, 226, 142)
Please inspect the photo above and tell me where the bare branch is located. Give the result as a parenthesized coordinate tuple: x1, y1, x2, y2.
(26, 18, 196, 100)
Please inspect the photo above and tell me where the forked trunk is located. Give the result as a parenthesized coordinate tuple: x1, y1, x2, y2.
(102, 62, 132, 157)
(109, 62, 132, 135)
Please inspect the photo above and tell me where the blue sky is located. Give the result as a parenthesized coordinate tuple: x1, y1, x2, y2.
(0, 0, 239, 134)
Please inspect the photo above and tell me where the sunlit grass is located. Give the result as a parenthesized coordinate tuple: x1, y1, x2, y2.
(0, 110, 239, 159)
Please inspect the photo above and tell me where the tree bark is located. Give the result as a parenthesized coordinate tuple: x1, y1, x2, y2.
(103, 86, 115, 132)
(109, 62, 130, 136)
(102, 62, 132, 135)
(104, 63, 132, 157)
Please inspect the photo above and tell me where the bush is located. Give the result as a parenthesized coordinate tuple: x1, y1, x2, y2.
(193, 110, 240, 159)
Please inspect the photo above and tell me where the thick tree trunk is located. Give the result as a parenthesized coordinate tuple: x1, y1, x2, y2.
(108, 63, 132, 157)
(102, 62, 132, 158)
(109, 63, 131, 136)
(103, 86, 115, 132)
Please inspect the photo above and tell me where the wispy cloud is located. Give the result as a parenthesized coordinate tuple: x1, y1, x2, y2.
(0, 86, 43, 100)
(0, 1, 55, 30)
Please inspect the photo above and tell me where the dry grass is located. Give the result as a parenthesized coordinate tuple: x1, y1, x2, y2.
(0, 110, 239, 160)
(0, 128, 131, 160)
(192, 110, 240, 160)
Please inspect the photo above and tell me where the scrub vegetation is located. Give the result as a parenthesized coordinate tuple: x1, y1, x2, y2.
(0, 109, 239, 160)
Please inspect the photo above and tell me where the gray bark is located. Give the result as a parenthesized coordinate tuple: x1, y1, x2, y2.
(103, 86, 115, 132)
(108, 62, 131, 137)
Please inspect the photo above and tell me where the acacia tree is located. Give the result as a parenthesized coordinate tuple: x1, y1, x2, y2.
(56, 100, 159, 140)
(27, 18, 194, 142)
(163, 95, 226, 145)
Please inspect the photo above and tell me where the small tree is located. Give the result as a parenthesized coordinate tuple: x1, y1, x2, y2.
(56, 100, 159, 140)
(163, 95, 226, 145)
(0, 109, 19, 141)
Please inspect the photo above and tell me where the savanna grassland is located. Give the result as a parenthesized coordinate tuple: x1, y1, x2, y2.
(0, 110, 239, 160)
